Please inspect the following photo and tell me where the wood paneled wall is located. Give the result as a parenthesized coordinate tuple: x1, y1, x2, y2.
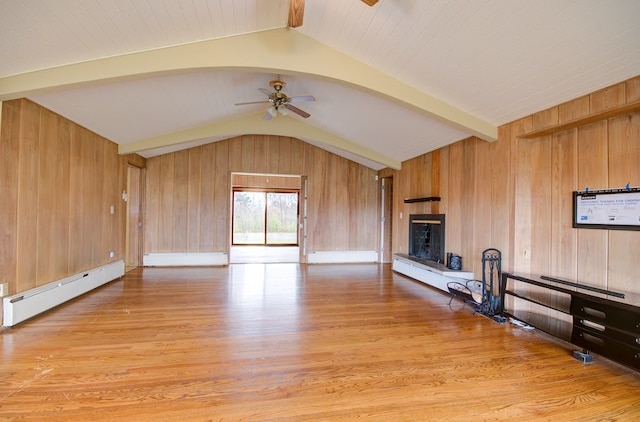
(144, 135, 379, 254)
(387, 75, 640, 295)
(0, 99, 130, 297)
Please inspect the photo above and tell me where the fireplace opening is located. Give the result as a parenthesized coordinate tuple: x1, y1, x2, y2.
(408, 214, 445, 263)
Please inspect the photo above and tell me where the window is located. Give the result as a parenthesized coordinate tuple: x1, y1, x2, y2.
(232, 190, 299, 246)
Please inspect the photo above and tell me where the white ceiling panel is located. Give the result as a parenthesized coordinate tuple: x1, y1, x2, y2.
(2, 0, 640, 170)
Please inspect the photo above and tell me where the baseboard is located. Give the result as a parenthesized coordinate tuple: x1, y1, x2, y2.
(307, 250, 378, 264)
(3, 260, 125, 327)
(143, 252, 228, 266)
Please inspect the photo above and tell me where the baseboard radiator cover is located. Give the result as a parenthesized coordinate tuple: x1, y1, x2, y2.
(2, 260, 125, 327)
(307, 250, 378, 264)
(143, 252, 228, 266)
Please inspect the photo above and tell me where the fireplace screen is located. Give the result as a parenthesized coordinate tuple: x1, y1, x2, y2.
(409, 214, 445, 263)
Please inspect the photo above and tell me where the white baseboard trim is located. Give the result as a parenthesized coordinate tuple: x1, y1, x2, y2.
(3, 260, 125, 327)
(143, 252, 228, 266)
(307, 250, 378, 264)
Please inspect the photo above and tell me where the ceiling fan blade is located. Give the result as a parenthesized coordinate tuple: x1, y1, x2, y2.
(288, 95, 316, 103)
(258, 88, 272, 97)
(235, 100, 270, 106)
(361, 0, 379, 5)
(288, 0, 305, 28)
(284, 103, 310, 118)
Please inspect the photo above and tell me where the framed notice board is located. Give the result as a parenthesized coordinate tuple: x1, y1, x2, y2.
(573, 188, 640, 231)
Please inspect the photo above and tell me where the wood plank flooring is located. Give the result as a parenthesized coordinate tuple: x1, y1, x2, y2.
(1, 264, 640, 421)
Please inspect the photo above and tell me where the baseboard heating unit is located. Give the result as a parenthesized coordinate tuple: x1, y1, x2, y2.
(2, 260, 125, 327)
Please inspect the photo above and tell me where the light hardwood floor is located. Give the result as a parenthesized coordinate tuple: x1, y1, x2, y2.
(1, 264, 639, 421)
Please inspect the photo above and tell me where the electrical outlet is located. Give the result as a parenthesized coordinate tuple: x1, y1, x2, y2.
(0, 283, 8, 297)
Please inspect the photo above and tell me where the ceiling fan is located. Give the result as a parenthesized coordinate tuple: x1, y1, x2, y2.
(288, 0, 379, 28)
(235, 79, 316, 120)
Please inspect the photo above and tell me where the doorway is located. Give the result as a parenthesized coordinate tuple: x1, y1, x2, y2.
(229, 173, 302, 263)
(380, 176, 393, 263)
(125, 165, 143, 270)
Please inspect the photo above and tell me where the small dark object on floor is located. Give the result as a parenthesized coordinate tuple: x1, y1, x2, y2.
(573, 350, 593, 364)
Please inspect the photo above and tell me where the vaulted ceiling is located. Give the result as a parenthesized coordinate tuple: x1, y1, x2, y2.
(1, 0, 639, 170)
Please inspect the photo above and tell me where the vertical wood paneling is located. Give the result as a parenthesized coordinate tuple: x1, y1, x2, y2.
(474, 137, 492, 276)
(559, 95, 590, 125)
(91, 134, 105, 265)
(576, 121, 608, 288)
(550, 129, 578, 280)
(0, 101, 21, 293)
(54, 117, 71, 279)
(187, 148, 202, 252)
(511, 117, 534, 273)
(491, 125, 512, 269)
(529, 136, 552, 275)
(446, 142, 464, 258)
(144, 157, 161, 253)
(143, 134, 381, 256)
(591, 84, 626, 114)
(16, 100, 40, 292)
(172, 150, 189, 252)
(199, 143, 216, 251)
(213, 141, 230, 251)
(606, 113, 640, 293)
(1, 99, 128, 301)
(36, 108, 59, 284)
(158, 154, 175, 252)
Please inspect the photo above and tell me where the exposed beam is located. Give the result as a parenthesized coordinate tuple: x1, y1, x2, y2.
(288, 0, 305, 28)
(118, 113, 402, 170)
(0, 28, 497, 143)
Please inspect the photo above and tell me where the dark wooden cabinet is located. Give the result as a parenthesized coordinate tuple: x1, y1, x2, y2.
(501, 272, 640, 371)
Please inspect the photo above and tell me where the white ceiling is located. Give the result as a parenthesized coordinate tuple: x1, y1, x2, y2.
(1, 0, 639, 170)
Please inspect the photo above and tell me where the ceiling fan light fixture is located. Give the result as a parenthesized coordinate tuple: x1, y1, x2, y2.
(279, 107, 288, 116)
(267, 106, 278, 117)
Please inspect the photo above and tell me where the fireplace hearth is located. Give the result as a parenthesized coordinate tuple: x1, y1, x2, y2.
(408, 214, 445, 264)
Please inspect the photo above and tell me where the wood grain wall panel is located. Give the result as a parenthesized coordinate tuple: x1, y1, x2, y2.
(461, 139, 477, 271)
(172, 150, 189, 252)
(591, 84, 626, 115)
(158, 154, 175, 252)
(559, 95, 590, 125)
(606, 113, 640, 293)
(627, 76, 640, 103)
(0, 101, 21, 292)
(16, 99, 40, 292)
(473, 137, 492, 276)
(1, 99, 126, 301)
(277, 136, 291, 174)
(550, 129, 578, 280)
(446, 142, 464, 260)
(532, 106, 559, 133)
(91, 134, 105, 266)
(510, 117, 534, 274)
(253, 134, 267, 173)
(491, 125, 512, 269)
(187, 148, 202, 252)
(198, 143, 216, 251)
(290, 138, 304, 175)
(576, 121, 608, 288)
(144, 157, 160, 253)
(36, 108, 59, 285)
(529, 136, 552, 276)
(143, 134, 381, 256)
(54, 117, 71, 280)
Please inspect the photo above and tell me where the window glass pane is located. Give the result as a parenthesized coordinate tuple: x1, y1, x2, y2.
(266, 192, 298, 245)
(233, 191, 265, 244)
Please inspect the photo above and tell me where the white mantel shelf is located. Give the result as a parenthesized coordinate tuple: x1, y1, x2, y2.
(392, 253, 474, 293)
